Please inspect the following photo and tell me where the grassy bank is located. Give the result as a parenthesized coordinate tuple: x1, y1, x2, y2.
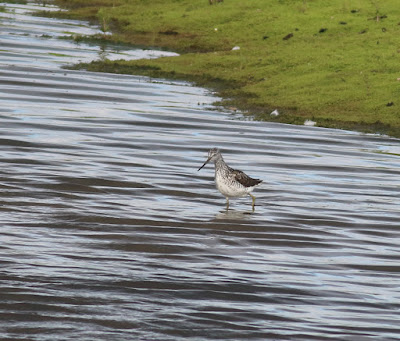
(50, 0, 400, 136)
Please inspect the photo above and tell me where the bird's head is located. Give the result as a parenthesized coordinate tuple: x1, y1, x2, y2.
(198, 148, 221, 171)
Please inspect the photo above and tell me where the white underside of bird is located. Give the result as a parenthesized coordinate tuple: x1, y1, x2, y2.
(215, 172, 257, 198)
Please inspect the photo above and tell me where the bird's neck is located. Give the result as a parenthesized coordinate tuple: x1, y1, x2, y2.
(214, 155, 229, 173)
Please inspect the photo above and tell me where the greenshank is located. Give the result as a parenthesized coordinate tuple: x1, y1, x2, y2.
(198, 148, 262, 210)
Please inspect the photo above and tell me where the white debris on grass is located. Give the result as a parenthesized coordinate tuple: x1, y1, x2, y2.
(270, 109, 279, 117)
(304, 119, 316, 126)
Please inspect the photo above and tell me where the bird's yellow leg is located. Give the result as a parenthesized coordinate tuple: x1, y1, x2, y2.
(249, 194, 256, 211)
(225, 197, 229, 210)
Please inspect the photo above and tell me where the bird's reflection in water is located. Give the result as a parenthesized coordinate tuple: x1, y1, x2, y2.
(214, 209, 254, 220)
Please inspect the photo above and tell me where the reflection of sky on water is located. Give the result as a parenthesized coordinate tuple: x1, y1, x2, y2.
(374, 143, 400, 157)
(0, 2, 179, 68)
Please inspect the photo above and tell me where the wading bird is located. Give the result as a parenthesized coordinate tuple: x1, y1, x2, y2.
(198, 148, 262, 211)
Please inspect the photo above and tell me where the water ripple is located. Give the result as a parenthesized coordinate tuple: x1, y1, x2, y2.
(1, 2, 400, 341)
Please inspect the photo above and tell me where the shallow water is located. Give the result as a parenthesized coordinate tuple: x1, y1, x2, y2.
(1, 2, 400, 340)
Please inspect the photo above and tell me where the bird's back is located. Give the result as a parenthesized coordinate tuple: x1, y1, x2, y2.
(230, 169, 262, 188)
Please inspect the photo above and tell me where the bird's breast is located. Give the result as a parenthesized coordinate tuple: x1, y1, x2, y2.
(215, 172, 248, 198)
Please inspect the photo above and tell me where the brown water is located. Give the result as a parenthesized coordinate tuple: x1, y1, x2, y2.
(1, 2, 400, 340)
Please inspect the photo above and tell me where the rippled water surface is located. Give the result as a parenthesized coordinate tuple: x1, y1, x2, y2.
(1, 2, 400, 340)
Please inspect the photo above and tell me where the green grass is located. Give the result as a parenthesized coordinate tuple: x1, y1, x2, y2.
(52, 0, 400, 136)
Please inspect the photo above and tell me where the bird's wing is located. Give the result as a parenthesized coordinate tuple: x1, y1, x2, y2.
(231, 169, 262, 188)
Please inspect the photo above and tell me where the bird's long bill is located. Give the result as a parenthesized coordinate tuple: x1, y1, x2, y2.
(198, 157, 212, 171)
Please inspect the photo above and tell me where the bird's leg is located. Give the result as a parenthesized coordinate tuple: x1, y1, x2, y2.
(249, 194, 256, 211)
(225, 197, 229, 210)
